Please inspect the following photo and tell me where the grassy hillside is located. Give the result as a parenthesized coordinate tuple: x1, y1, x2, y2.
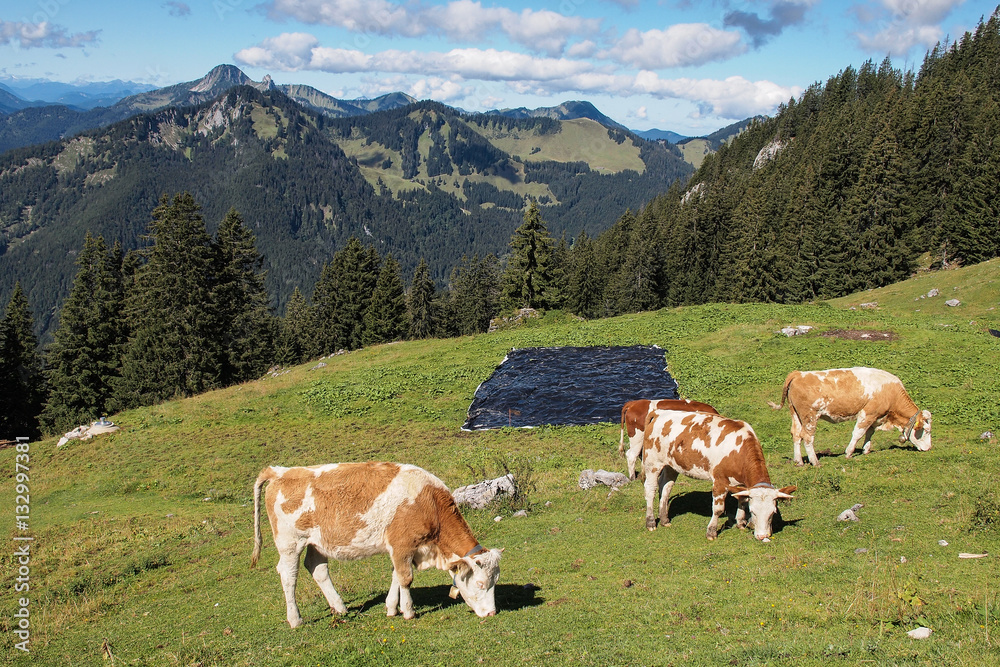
(3, 261, 999, 665)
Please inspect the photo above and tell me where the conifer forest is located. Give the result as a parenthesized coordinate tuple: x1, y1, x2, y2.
(2, 11, 1000, 439)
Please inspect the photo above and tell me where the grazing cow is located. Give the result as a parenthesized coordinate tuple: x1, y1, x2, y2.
(251, 462, 502, 627)
(769, 367, 932, 466)
(619, 398, 719, 480)
(642, 409, 795, 540)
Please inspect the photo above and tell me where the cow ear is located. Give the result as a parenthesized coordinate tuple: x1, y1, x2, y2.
(777, 485, 796, 499)
(446, 555, 467, 573)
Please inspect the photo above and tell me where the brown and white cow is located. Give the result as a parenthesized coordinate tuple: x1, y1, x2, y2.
(251, 462, 503, 627)
(642, 409, 795, 540)
(770, 367, 932, 467)
(619, 398, 719, 480)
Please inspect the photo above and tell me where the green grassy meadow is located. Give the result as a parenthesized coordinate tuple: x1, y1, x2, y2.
(3, 260, 1000, 666)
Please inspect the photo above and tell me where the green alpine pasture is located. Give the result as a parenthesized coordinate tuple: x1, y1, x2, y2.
(3, 260, 999, 666)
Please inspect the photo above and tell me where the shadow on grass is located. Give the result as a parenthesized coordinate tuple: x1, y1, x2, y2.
(348, 583, 545, 619)
(659, 491, 797, 537)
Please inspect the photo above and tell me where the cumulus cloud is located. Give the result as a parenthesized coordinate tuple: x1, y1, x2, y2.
(602, 24, 746, 69)
(260, 0, 602, 56)
(854, 0, 965, 54)
(0, 20, 100, 49)
(724, 0, 816, 48)
(235, 33, 795, 120)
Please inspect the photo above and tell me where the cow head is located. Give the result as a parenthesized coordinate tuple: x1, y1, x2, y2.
(732, 485, 796, 540)
(901, 410, 932, 451)
(448, 548, 503, 617)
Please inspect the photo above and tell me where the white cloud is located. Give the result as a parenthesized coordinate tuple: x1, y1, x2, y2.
(603, 24, 746, 69)
(236, 34, 796, 121)
(261, 0, 602, 56)
(264, 0, 419, 36)
(853, 0, 966, 54)
(0, 20, 99, 49)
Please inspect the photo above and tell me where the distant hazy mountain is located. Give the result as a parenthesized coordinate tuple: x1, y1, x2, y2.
(0, 77, 157, 110)
(634, 128, 689, 144)
(485, 100, 628, 131)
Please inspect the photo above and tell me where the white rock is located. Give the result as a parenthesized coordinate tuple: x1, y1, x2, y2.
(945, 299, 961, 307)
(938, 540, 948, 546)
(907, 627, 932, 639)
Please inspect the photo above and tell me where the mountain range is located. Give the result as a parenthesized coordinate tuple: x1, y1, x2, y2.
(0, 69, 706, 341)
(0, 65, 737, 156)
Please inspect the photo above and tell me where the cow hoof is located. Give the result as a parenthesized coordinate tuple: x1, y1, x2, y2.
(386, 609, 398, 618)
(288, 618, 303, 629)
(794, 461, 805, 467)
(706, 535, 716, 541)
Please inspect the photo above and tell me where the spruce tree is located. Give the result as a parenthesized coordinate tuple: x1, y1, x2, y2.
(362, 254, 407, 346)
(0, 282, 45, 439)
(115, 193, 221, 409)
(500, 201, 556, 311)
(41, 233, 127, 432)
(276, 287, 314, 366)
(213, 208, 274, 384)
(311, 237, 379, 352)
(447, 254, 501, 335)
(407, 258, 436, 340)
(565, 231, 604, 319)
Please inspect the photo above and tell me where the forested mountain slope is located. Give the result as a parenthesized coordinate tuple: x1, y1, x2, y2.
(0, 86, 690, 340)
(580, 11, 1000, 312)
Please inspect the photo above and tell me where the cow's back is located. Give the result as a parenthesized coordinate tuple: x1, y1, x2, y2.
(787, 368, 888, 419)
(264, 462, 446, 560)
(644, 410, 752, 482)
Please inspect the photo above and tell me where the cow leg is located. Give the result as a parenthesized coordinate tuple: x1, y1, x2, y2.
(790, 410, 806, 466)
(735, 496, 750, 530)
(845, 415, 876, 458)
(657, 468, 679, 528)
(860, 423, 878, 455)
(625, 433, 643, 481)
(643, 466, 678, 530)
(386, 554, 416, 619)
(706, 483, 728, 540)
(794, 412, 821, 466)
(643, 464, 663, 530)
(275, 544, 305, 628)
(304, 545, 348, 615)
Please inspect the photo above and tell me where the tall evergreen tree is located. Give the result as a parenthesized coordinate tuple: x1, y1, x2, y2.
(446, 254, 501, 335)
(363, 254, 407, 346)
(564, 231, 604, 319)
(213, 208, 274, 384)
(500, 201, 556, 311)
(115, 193, 221, 409)
(406, 258, 437, 340)
(41, 233, 127, 432)
(275, 287, 314, 366)
(311, 237, 380, 352)
(0, 282, 45, 439)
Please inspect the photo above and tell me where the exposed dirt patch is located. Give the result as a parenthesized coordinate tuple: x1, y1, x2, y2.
(822, 329, 896, 341)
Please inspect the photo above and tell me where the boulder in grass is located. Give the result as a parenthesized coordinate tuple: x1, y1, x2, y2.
(452, 474, 515, 509)
(578, 469, 629, 490)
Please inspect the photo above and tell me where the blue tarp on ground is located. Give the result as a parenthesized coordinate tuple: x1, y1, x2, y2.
(462, 345, 679, 430)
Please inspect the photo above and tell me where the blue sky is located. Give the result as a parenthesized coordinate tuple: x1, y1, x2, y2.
(0, 0, 990, 135)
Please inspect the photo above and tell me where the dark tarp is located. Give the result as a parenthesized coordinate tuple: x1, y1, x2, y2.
(462, 345, 678, 430)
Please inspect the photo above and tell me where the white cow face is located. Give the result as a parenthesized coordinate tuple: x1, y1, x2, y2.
(733, 486, 796, 540)
(450, 548, 503, 617)
(904, 410, 932, 451)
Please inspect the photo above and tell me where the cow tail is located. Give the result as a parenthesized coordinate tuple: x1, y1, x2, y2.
(251, 467, 275, 569)
(768, 373, 795, 410)
(618, 405, 628, 456)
